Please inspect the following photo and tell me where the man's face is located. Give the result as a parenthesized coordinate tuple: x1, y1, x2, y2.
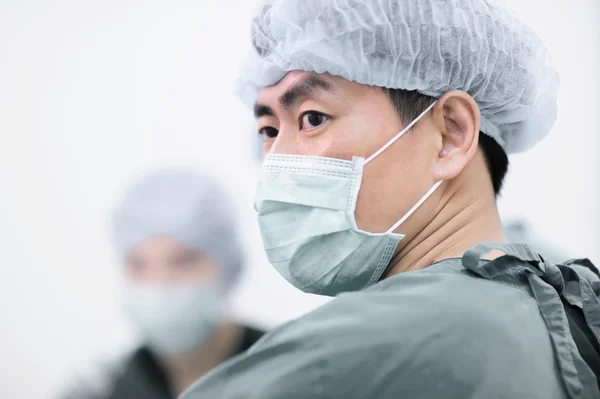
(255, 71, 442, 235)
(124, 237, 218, 284)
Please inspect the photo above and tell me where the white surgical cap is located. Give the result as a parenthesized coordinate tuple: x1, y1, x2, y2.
(236, 0, 560, 154)
(112, 170, 244, 289)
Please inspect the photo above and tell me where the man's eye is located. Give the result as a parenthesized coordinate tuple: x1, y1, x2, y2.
(258, 127, 279, 140)
(300, 112, 329, 130)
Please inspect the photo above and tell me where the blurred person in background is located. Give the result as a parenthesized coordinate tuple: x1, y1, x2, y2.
(180, 0, 600, 398)
(60, 169, 264, 399)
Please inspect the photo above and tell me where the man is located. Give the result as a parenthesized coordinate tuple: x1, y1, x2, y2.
(61, 170, 263, 399)
(182, 0, 600, 398)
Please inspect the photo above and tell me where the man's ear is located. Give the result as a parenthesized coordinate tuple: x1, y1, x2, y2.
(430, 90, 480, 181)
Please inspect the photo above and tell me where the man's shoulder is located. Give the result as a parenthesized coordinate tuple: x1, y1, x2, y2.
(305, 261, 535, 335)
(182, 262, 567, 399)
(243, 261, 545, 364)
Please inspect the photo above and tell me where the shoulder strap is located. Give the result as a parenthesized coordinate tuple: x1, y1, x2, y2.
(463, 242, 600, 398)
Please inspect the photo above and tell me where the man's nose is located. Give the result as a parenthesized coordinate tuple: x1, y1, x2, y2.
(268, 128, 298, 155)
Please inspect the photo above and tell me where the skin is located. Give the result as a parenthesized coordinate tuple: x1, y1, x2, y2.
(255, 71, 507, 277)
(125, 237, 242, 396)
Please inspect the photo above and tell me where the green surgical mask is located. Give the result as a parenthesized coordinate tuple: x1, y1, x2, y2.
(254, 102, 442, 296)
(122, 282, 222, 355)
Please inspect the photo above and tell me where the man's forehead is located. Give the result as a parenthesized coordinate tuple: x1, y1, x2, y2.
(272, 70, 319, 89)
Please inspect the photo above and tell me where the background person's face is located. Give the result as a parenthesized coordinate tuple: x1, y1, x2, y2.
(124, 237, 219, 284)
(255, 71, 442, 235)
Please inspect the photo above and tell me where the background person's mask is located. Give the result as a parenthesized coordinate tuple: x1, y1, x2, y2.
(122, 282, 222, 356)
(254, 102, 442, 296)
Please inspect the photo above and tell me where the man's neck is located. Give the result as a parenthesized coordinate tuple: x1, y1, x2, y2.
(161, 323, 243, 396)
(385, 158, 507, 277)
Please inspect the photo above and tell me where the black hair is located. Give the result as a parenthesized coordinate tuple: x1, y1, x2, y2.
(383, 88, 509, 196)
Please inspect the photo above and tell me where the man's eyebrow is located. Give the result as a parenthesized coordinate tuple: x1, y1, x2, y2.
(278, 76, 333, 110)
(254, 104, 275, 118)
(253, 75, 334, 119)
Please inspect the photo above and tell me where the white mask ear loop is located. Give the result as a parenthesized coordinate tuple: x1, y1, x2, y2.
(360, 100, 442, 234)
(365, 101, 438, 165)
(385, 180, 443, 234)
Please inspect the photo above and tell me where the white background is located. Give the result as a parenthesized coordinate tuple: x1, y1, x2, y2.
(0, 1, 598, 398)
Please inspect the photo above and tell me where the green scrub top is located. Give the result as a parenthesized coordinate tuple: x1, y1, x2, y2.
(180, 243, 600, 399)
